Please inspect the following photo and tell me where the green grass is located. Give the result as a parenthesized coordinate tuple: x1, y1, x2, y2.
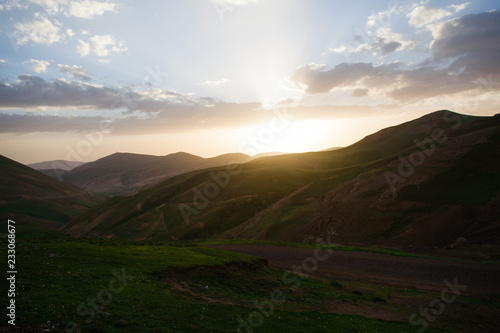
(1, 238, 457, 332)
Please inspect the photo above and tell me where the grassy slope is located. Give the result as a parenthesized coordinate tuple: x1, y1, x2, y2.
(5, 238, 482, 332)
(0, 155, 101, 237)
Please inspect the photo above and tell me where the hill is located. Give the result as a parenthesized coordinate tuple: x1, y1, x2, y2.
(0, 155, 100, 237)
(61, 111, 500, 247)
(28, 159, 84, 171)
(58, 152, 251, 195)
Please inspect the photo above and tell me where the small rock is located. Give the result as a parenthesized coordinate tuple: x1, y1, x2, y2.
(115, 319, 127, 327)
(48, 253, 58, 258)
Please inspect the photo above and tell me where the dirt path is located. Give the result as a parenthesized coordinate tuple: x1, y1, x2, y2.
(205, 244, 500, 296)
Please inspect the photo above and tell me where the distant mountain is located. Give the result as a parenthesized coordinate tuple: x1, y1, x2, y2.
(0, 155, 100, 237)
(61, 111, 500, 247)
(251, 152, 287, 159)
(59, 152, 251, 195)
(28, 160, 84, 171)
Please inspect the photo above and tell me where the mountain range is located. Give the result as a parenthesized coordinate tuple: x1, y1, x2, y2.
(37, 152, 253, 195)
(54, 110, 500, 246)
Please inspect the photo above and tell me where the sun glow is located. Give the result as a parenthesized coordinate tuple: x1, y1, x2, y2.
(235, 119, 336, 155)
(272, 119, 328, 153)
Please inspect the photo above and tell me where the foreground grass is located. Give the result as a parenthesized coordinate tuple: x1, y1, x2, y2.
(2, 238, 469, 332)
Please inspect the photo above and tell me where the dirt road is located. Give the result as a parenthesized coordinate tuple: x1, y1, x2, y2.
(205, 244, 500, 296)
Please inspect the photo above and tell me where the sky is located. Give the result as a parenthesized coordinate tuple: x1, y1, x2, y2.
(0, 0, 499, 164)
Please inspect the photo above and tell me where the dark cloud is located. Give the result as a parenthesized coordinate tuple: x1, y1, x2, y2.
(0, 75, 202, 113)
(0, 75, 267, 134)
(0, 113, 104, 133)
(290, 63, 374, 94)
(431, 11, 500, 61)
(373, 39, 401, 56)
(290, 10, 500, 101)
(0, 75, 122, 109)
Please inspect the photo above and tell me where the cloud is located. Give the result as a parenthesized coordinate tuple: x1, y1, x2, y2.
(76, 39, 90, 56)
(0, 101, 385, 135)
(57, 64, 92, 81)
(77, 34, 126, 57)
(201, 78, 230, 87)
(0, 113, 105, 134)
(0, 75, 215, 114)
(28, 0, 67, 15)
(13, 13, 74, 45)
(0, 75, 123, 110)
(28, 0, 117, 18)
(448, 2, 470, 13)
(352, 88, 369, 97)
(408, 5, 452, 28)
(0, 0, 26, 11)
(289, 62, 375, 94)
(431, 10, 500, 60)
(25, 59, 51, 73)
(329, 27, 414, 56)
(68, 0, 117, 18)
(291, 11, 500, 102)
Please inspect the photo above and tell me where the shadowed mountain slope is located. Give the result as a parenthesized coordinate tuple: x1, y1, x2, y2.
(61, 111, 500, 246)
(0, 155, 101, 237)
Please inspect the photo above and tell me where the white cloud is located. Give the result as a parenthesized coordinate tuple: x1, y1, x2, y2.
(25, 59, 51, 73)
(0, 59, 6, 63)
(13, 13, 73, 45)
(68, 0, 117, 19)
(57, 64, 91, 81)
(329, 45, 348, 54)
(0, 0, 28, 11)
(448, 2, 470, 13)
(29, 0, 67, 15)
(28, 0, 116, 18)
(89, 34, 122, 56)
(202, 78, 231, 87)
(98, 59, 111, 64)
(76, 39, 90, 56)
(77, 34, 126, 57)
(409, 5, 452, 28)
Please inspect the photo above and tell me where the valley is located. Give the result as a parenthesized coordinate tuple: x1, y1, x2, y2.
(2, 110, 499, 332)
